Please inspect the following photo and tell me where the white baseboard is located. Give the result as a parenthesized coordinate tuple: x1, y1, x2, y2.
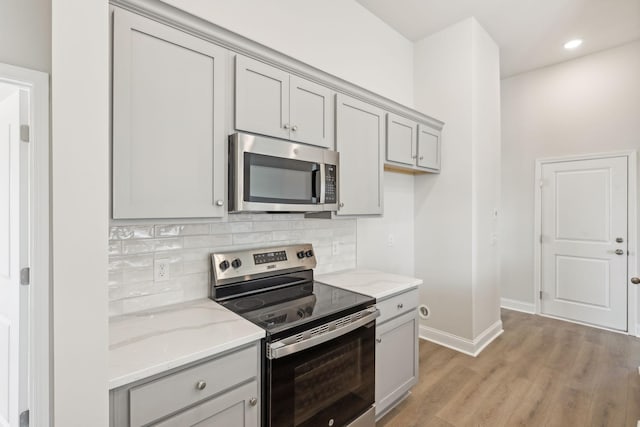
(419, 320, 503, 357)
(500, 298, 536, 314)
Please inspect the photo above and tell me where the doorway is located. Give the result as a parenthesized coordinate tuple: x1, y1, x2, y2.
(534, 152, 638, 334)
(0, 63, 49, 427)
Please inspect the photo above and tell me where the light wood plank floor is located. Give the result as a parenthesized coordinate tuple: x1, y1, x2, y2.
(378, 309, 640, 427)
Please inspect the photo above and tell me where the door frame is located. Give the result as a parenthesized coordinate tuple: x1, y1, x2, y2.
(0, 62, 50, 425)
(533, 150, 638, 336)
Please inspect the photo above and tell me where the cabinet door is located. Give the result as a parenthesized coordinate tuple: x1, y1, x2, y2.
(386, 113, 417, 166)
(154, 380, 259, 427)
(289, 75, 334, 148)
(416, 124, 441, 171)
(375, 310, 419, 418)
(235, 55, 290, 140)
(335, 94, 384, 215)
(112, 8, 227, 218)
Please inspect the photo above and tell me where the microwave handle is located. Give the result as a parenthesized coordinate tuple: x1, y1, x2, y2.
(318, 164, 325, 204)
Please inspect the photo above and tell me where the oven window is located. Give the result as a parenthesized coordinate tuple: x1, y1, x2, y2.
(268, 322, 375, 427)
(244, 153, 319, 204)
(294, 340, 362, 425)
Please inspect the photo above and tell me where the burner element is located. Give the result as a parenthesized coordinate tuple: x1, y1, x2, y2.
(233, 297, 265, 311)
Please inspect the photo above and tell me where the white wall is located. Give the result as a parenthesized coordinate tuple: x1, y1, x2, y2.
(161, 0, 414, 107)
(414, 19, 475, 339)
(413, 18, 501, 343)
(51, 0, 109, 425)
(358, 172, 415, 276)
(0, 0, 51, 72)
(501, 41, 640, 315)
(471, 23, 501, 337)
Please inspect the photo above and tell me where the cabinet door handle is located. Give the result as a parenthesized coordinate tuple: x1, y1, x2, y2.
(195, 380, 207, 391)
(397, 303, 404, 309)
(339, 202, 344, 208)
(215, 200, 224, 207)
(376, 338, 382, 343)
(412, 155, 417, 159)
(283, 123, 290, 130)
(419, 156, 424, 160)
(292, 125, 298, 131)
(249, 397, 258, 406)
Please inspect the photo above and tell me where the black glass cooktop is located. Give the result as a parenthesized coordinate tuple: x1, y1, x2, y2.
(219, 280, 374, 335)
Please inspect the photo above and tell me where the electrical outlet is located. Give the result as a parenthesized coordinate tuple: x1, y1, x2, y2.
(332, 241, 340, 255)
(154, 259, 170, 282)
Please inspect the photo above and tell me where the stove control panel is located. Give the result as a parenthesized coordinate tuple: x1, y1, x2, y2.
(211, 243, 317, 286)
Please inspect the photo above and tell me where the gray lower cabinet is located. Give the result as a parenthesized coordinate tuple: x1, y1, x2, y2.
(335, 94, 384, 215)
(386, 112, 441, 173)
(235, 55, 334, 148)
(110, 343, 260, 427)
(111, 7, 227, 219)
(375, 289, 419, 420)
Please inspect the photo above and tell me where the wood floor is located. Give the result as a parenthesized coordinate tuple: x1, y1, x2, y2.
(378, 309, 640, 427)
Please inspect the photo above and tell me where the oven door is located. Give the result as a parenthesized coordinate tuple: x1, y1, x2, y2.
(267, 320, 375, 427)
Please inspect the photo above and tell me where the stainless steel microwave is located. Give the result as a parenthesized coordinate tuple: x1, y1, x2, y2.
(229, 132, 339, 213)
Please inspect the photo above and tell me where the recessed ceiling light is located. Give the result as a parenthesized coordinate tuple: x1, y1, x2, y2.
(564, 39, 583, 50)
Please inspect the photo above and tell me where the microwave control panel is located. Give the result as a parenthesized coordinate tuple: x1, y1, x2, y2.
(325, 165, 337, 203)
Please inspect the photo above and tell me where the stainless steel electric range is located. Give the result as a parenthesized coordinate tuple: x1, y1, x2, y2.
(210, 243, 378, 427)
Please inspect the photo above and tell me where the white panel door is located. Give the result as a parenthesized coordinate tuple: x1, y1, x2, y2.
(112, 8, 227, 219)
(289, 75, 334, 148)
(541, 157, 628, 330)
(335, 94, 384, 216)
(235, 55, 290, 140)
(0, 85, 28, 427)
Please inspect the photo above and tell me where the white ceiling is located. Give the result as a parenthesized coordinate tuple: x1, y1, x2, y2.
(356, 0, 640, 77)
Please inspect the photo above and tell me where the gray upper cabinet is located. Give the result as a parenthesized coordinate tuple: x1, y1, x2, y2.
(235, 55, 334, 148)
(235, 54, 290, 140)
(112, 7, 227, 219)
(417, 124, 441, 171)
(336, 94, 384, 215)
(385, 113, 441, 173)
(386, 113, 416, 166)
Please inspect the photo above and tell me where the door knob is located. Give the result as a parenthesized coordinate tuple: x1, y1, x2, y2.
(615, 249, 624, 255)
(631, 277, 640, 285)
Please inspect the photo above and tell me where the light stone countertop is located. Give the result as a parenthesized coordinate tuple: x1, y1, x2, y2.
(316, 268, 422, 300)
(109, 298, 264, 390)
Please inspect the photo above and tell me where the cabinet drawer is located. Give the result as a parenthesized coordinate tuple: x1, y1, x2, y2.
(129, 345, 258, 427)
(377, 288, 419, 324)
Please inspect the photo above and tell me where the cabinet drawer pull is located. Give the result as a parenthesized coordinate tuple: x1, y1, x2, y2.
(397, 303, 404, 309)
(195, 380, 207, 391)
(249, 397, 258, 406)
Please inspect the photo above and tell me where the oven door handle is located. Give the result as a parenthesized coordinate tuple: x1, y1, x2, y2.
(267, 307, 379, 359)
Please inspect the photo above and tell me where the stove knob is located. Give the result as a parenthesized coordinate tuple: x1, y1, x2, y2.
(231, 258, 242, 269)
(219, 260, 230, 271)
(305, 250, 314, 258)
(296, 308, 306, 318)
(297, 251, 305, 259)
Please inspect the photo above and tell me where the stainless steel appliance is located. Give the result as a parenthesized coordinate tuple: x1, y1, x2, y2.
(211, 244, 377, 427)
(228, 132, 339, 213)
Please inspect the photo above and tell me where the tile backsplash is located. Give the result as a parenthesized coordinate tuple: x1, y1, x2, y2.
(108, 214, 357, 316)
